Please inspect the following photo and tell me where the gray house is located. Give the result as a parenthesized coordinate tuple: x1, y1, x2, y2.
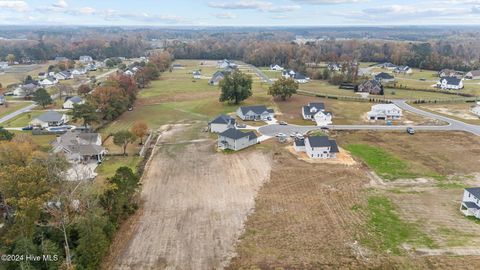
(374, 72, 395, 83)
(209, 114, 236, 133)
(209, 71, 226, 85)
(31, 111, 68, 128)
(0, 94, 4, 105)
(460, 187, 480, 219)
(218, 128, 258, 151)
(294, 136, 340, 159)
(52, 130, 106, 163)
(236, 105, 274, 121)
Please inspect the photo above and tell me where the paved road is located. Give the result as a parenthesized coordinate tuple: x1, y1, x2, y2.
(258, 99, 480, 136)
(248, 64, 273, 84)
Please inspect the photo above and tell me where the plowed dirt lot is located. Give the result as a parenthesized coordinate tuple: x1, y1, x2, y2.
(107, 125, 272, 269)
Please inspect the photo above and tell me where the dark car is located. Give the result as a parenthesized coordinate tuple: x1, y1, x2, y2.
(406, 127, 415, 135)
(22, 126, 33, 131)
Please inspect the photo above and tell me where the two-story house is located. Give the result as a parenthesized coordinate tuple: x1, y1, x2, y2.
(218, 128, 258, 151)
(294, 136, 340, 159)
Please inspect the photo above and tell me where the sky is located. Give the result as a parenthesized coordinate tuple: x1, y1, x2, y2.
(1, 0, 480, 26)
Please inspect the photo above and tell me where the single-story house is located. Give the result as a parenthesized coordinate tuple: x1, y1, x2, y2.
(293, 73, 310, 84)
(270, 64, 284, 71)
(209, 114, 236, 133)
(71, 69, 87, 76)
(63, 96, 85, 109)
(302, 102, 333, 125)
(394, 66, 412, 74)
(209, 71, 226, 86)
(460, 187, 480, 219)
(55, 70, 73, 80)
(379, 62, 397, 70)
(236, 105, 274, 121)
(465, 70, 480, 80)
(52, 130, 106, 163)
(0, 95, 5, 105)
(374, 72, 395, 83)
(357, 80, 384, 95)
(437, 76, 464, 90)
(39, 77, 58, 87)
(218, 59, 237, 69)
(367, 104, 403, 120)
(193, 70, 202, 79)
(439, 69, 464, 79)
(13, 83, 39, 97)
(79, 55, 93, 63)
(294, 136, 339, 159)
(30, 111, 68, 128)
(218, 128, 258, 151)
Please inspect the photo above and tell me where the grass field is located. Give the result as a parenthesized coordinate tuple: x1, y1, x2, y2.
(0, 62, 52, 86)
(0, 102, 34, 118)
(96, 155, 142, 180)
(2, 110, 43, 127)
(363, 195, 436, 255)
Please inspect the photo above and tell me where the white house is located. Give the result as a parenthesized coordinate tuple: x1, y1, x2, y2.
(208, 114, 236, 133)
(13, 83, 39, 97)
(63, 96, 85, 109)
(270, 64, 284, 71)
(236, 105, 274, 121)
(31, 111, 68, 128)
(282, 69, 296, 79)
(294, 136, 340, 159)
(52, 130, 106, 163)
(437, 76, 464, 90)
(209, 71, 225, 86)
(79, 55, 93, 63)
(379, 62, 397, 70)
(302, 102, 332, 126)
(460, 187, 480, 219)
(293, 73, 310, 84)
(0, 94, 5, 105)
(367, 104, 403, 120)
(218, 59, 237, 69)
(39, 77, 58, 87)
(218, 128, 257, 151)
(193, 70, 202, 79)
(71, 69, 87, 76)
(394, 66, 412, 74)
(327, 62, 342, 72)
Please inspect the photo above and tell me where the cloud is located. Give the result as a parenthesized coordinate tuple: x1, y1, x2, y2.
(52, 0, 68, 8)
(208, 1, 300, 13)
(103, 10, 188, 24)
(291, 0, 367, 4)
(78, 7, 96, 15)
(213, 12, 237, 19)
(0, 1, 29, 12)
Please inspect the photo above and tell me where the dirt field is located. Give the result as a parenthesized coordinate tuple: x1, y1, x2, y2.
(106, 124, 272, 269)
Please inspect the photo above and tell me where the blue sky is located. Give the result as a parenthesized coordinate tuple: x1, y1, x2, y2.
(1, 0, 480, 26)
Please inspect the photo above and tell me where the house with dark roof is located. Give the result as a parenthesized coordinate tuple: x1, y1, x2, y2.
(439, 69, 464, 78)
(465, 70, 480, 80)
(357, 80, 384, 95)
(394, 66, 412, 74)
(209, 114, 236, 133)
(236, 105, 274, 121)
(209, 71, 226, 86)
(460, 187, 480, 219)
(0, 94, 4, 105)
(379, 62, 397, 70)
(55, 70, 73, 80)
(217, 128, 258, 151)
(327, 62, 342, 72)
(30, 111, 68, 128)
(52, 130, 106, 163)
(374, 72, 395, 83)
(63, 96, 85, 109)
(293, 72, 309, 84)
(270, 64, 284, 71)
(193, 70, 202, 79)
(282, 69, 296, 79)
(302, 102, 332, 125)
(294, 136, 339, 159)
(437, 76, 463, 90)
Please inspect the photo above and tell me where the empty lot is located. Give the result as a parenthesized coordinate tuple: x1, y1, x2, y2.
(107, 124, 272, 269)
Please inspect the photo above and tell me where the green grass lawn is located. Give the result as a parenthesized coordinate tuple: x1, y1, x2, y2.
(0, 102, 34, 118)
(346, 144, 432, 180)
(362, 195, 436, 255)
(96, 155, 143, 180)
(2, 110, 43, 128)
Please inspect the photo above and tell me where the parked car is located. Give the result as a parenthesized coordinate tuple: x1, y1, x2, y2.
(267, 117, 272, 121)
(22, 126, 33, 131)
(236, 123, 247, 128)
(128, 107, 133, 111)
(276, 132, 286, 137)
(279, 121, 288, 125)
(320, 126, 330, 130)
(406, 127, 415, 135)
(419, 78, 426, 81)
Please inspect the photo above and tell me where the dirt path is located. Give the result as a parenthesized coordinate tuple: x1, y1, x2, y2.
(109, 125, 272, 269)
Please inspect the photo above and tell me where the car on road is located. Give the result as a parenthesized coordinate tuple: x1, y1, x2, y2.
(236, 124, 247, 128)
(320, 126, 329, 130)
(406, 127, 415, 135)
(22, 126, 33, 131)
(279, 121, 288, 125)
